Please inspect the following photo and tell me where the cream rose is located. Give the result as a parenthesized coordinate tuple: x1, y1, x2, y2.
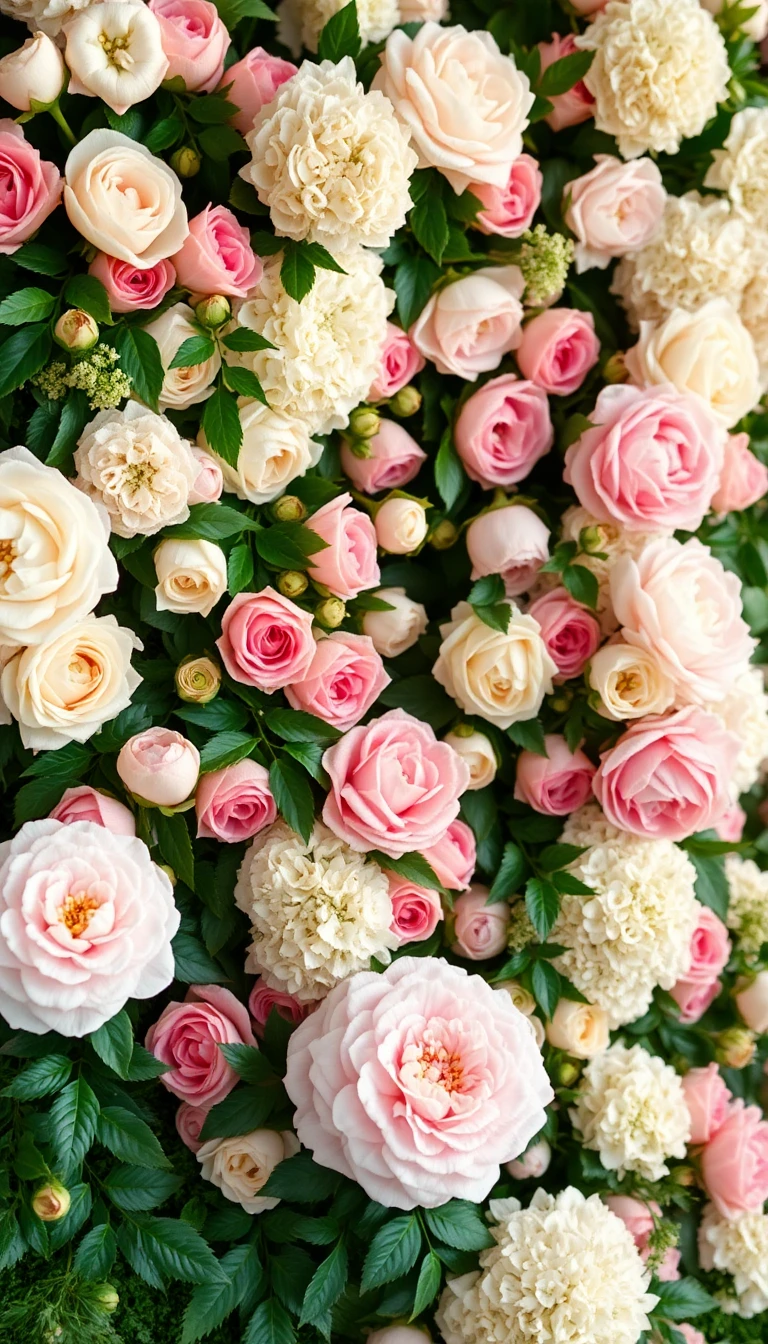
(546, 1000, 610, 1059)
(2, 614, 141, 751)
(144, 303, 220, 411)
(64, 3, 168, 116)
(361, 586, 428, 657)
(588, 642, 676, 720)
(433, 601, 556, 729)
(203, 400, 319, 506)
(197, 1129, 299, 1213)
(64, 129, 188, 269)
(374, 497, 428, 554)
(154, 539, 227, 618)
(443, 729, 498, 791)
(411, 266, 524, 380)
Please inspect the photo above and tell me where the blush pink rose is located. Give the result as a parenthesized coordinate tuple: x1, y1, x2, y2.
(682, 907, 732, 986)
(172, 204, 262, 298)
(515, 735, 596, 816)
(538, 34, 595, 132)
(189, 445, 224, 504)
(340, 421, 427, 496)
(306, 493, 380, 600)
(284, 955, 554, 1209)
(176, 1101, 209, 1153)
(149, 0, 229, 92)
(117, 727, 200, 807)
(50, 784, 135, 837)
(678, 1329, 706, 1344)
(368, 321, 426, 400)
(701, 1099, 768, 1219)
(711, 432, 768, 516)
(669, 977, 722, 1024)
(528, 588, 601, 680)
(715, 800, 746, 842)
(226, 46, 297, 136)
(455, 374, 553, 488)
(517, 309, 600, 396)
(681, 1064, 731, 1145)
(195, 759, 276, 842)
(593, 706, 739, 841)
(565, 385, 726, 533)
(452, 884, 509, 959)
(146, 984, 256, 1107)
(421, 819, 476, 891)
(0, 120, 61, 254)
(322, 708, 470, 858)
(248, 978, 312, 1035)
(604, 1196, 681, 1281)
(216, 587, 316, 690)
(466, 504, 550, 598)
(388, 872, 443, 945)
(564, 155, 666, 272)
(470, 153, 542, 239)
(285, 632, 390, 732)
(410, 266, 524, 381)
(88, 253, 175, 314)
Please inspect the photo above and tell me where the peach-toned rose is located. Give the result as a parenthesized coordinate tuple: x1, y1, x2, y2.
(538, 33, 595, 132)
(0, 34, 64, 112)
(515, 735, 596, 816)
(701, 1099, 768, 1218)
(50, 785, 135, 837)
(0, 121, 61, 254)
(368, 321, 426, 400)
(226, 46, 297, 136)
(173, 204, 261, 298)
(455, 374, 553, 489)
(735, 971, 768, 1035)
(285, 632, 389, 731)
(375, 498, 428, 555)
(517, 309, 600, 396)
(388, 872, 443, 946)
(466, 505, 550, 598)
(421, 820, 476, 891)
(198, 1128, 298, 1213)
(146, 984, 256, 1106)
(195, 760, 276, 843)
(117, 726, 200, 806)
(411, 266, 524, 380)
(434, 600, 556, 729)
(216, 587, 316, 691)
(711, 432, 768, 516)
(564, 155, 666, 272)
(149, 0, 229, 93)
(528, 588, 601, 680)
(306, 493, 380, 600)
(471, 153, 542, 238)
(681, 1064, 731, 1145)
(340, 421, 426, 495)
(88, 252, 175, 313)
(546, 1000, 609, 1059)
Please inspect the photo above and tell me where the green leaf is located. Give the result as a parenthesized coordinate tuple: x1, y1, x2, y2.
(12, 241, 67, 275)
(687, 851, 729, 921)
(269, 707, 341, 744)
(1, 1054, 71, 1099)
(198, 125, 248, 160)
(211, 0, 277, 25)
(652, 1276, 717, 1321)
(552, 870, 592, 896)
(538, 843, 587, 871)
(255, 520, 328, 568)
(155, 810, 195, 889)
(64, 274, 112, 324)
(113, 324, 164, 410)
(369, 849, 443, 891)
(227, 541, 254, 596)
(300, 1240, 349, 1328)
(13, 776, 70, 827)
(74, 1223, 117, 1280)
(163, 501, 259, 541)
(467, 574, 505, 607)
(563, 563, 599, 609)
(199, 1085, 277, 1140)
(121, 1215, 226, 1286)
(424, 1201, 494, 1252)
(50, 1076, 100, 1171)
(172, 930, 228, 984)
(218, 1043, 274, 1084)
(435, 429, 466, 511)
(525, 876, 560, 941)
(22, 740, 91, 782)
(202, 383, 243, 468)
(223, 364, 268, 404)
(488, 842, 526, 903)
(104, 1164, 183, 1212)
(411, 1250, 442, 1319)
(26, 397, 61, 458)
(361, 1216, 421, 1293)
(105, 106, 144, 140)
(183, 1244, 265, 1344)
(270, 755, 315, 843)
(532, 958, 561, 1018)
(199, 731, 260, 773)
(472, 601, 511, 633)
(169, 334, 217, 369)
(243, 1298, 296, 1344)
(223, 328, 276, 353)
(280, 241, 317, 303)
(0, 323, 51, 397)
(507, 719, 548, 756)
(317, 0, 361, 60)
(89, 1010, 134, 1079)
(300, 241, 346, 273)
(188, 95, 239, 124)
(144, 115, 184, 153)
(260, 1151, 340, 1204)
(394, 253, 440, 328)
(379, 674, 457, 731)
(46, 389, 91, 468)
(410, 193, 450, 266)
(537, 49, 593, 97)
(176, 700, 248, 733)
(125, 1043, 173, 1080)
(97, 1106, 171, 1169)
(0, 286, 55, 324)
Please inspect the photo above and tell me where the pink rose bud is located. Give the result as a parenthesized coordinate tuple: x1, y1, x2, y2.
(88, 252, 175, 314)
(528, 587, 601, 680)
(506, 1138, 551, 1179)
(172, 204, 262, 298)
(225, 46, 297, 136)
(248, 978, 312, 1035)
(149, 0, 230, 93)
(195, 759, 276, 843)
(604, 1196, 680, 1279)
(452, 884, 509, 959)
(570, 0, 607, 10)
(410, 266, 525, 381)
(517, 309, 600, 397)
(285, 631, 390, 732)
(681, 1064, 731, 1145)
(715, 800, 746, 842)
(735, 971, 768, 1035)
(369, 321, 426, 400)
(216, 587, 316, 691)
(711, 431, 768, 516)
(421, 819, 476, 891)
(341, 420, 427, 495)
(466, 504, 550, 598)
(307, 493, 380, 600)
(375, 497, 429, 554)
(117, 726, 200, 807)
(701, 1099, 768, 1218)
(146, 984, 256, 1107)
(515, 734, 595, 816)
(50, 784, 136, 837)
(470, 153, 542, 239)
(669, 977, 721, 1025)
(189, 445, 224, 504)
(387, 872, 443, 946)
(564, 155, 666, 272)
(454, 373, 553, 489)
(0, 121, 62, 255)
(537, 33, 595, 132)
(176, 1101, 210, 1153)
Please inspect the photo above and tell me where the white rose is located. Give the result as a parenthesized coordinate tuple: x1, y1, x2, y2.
(2, 614, 142, 751)
(506, 1138, 552, 1180)
(588, 642, 676, 720)
(144, 303, 220, 412)
(153, 539, 227, 618)
(443, 729, 498, 791)
(203, 400, 319, 505)
(546, 1000, 610, 1059)
(494, 981, 536, 1015)
(64, 3, 168, 116)
(0, 33, 64, 111)
(399, 0, 448, 16)
(625, 299, 762, 429)
(64, 129, 188, 269)
(361, 586, 428, 658)
(197, 1129, 299, 1213)
(374, 498, 428, 554)
(433, 601, 556, 729)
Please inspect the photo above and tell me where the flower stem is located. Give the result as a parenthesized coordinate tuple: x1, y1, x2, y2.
(48, 101, 76, 147)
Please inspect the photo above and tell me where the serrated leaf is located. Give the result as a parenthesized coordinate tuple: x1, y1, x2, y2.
(379, 674, 457, 731)
(155, 810, 195, 888)
(317, 0, 360, 60)
(227, 541, 254, 596)
(652, 1275, 717, 1320)
(90, 1010, 133, 1079)
(369, 849, 443, 892)
(176, 700, 248, 733)
(74, 1223, 117, 1280)
(188, 95, 239, 124)
(202, 383, 243, 468)
(198, 125, 248, 160)
(424, 1200, 495, 1251)
(1, 1054, 71, 1100)
(394, 252, 440, 329)
(169, 334, 217, 369)
(199, 731, 260, 773)
(537, 49, 593, 97)
(280, 242, 316, 303)
(507, 719, 548, 756)
(121, 1215, 226, 1285)
(223, 327, 276, 353)
(183, 1243, 264, 1344)
(104, 1164, 183, 1212)
(435, 429, 465, 511)
(65, 274, 112, 324)
(255, 520, 327, 568)
(0, 323, 51, 397)
(300, 1240, 349, 1328)
(472, 600, 511, 633)
(410, 193, 450, 265)
(260, 1151, 340, 1204)
(163, 501, 260, 541)
(0, 286, 55, 324)
(199, 1084, 277, 1140)
(411, 1250, 442, 1319)
(269, 755, 316, 842)
(97, 1106, 171, 1169)
(525, 876, 560, 941)
(467, 574, 505, 607)
(552, 870, 592, 896)
(688, 851, 729, 921)
(144, 115, 184, 153)
(112, 324, 163, 410)
(488, 842, 525, 903)
(562, 563, 598, 609)
(50, 1076, 100, 1171)
(531, 959, 561, 1019)
(361, 1216, 421, 1293)
(538, 843, 587, 871)
(46, 389, 91, 469)
(269, 708, 341, 744)
(218, 1043, 274, 1083)
(172, 930, 228, 984)
(243, 1298, 296, 1344)
(223, 364, 268, 404)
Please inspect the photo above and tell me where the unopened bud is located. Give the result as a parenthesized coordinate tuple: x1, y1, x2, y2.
(158, 863, 177, 886)
(389, 384, 422, 417)
(315, 596, 345, 629)
(272, 494, 306, 523)
(557, 1061, 581, 1088)
(175, 655, 220, 704)
(452, 722, 476, 739)
(550, 694, 571, 714)
(54, 308, 99, 352)
(277, 570, 308, 599)
(579, 526, 607, 555)
(343, 435, 373, 460)
(429, 519, 458, 550)
(93, 1284, 119, 1314)
(716, 1026, 756, 1070)
(669, 1165, 697, 1187)
(603, 352, 629, 384)
(195, 294, 231, 329)
(171, 146, 201, 177)
(506, 1138, 551, 1180)
(348, 405, 381, 439)
(32, 1182, 70, 1221)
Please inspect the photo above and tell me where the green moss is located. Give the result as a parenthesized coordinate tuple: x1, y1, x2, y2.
(699, 1307, 768, 1341)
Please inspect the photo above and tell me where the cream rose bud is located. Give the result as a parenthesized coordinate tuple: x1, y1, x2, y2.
(495, 981, 536, 1016)
(433, 601, 556, 729)
(361, 586, 428, 658)
(564, 155, 666, 273)
(375, 497, 428, 554)
(506, 1138, 552, 1180)
(0, 33, 64, 111)
(197, 1129, 299, 1214)
(546, 1000, 610, 1059)
(64, 3, 168, 116)
(117, 727, 200, 806)
(144, 303, 220, 411)
(154, 540, 227, 618)
(588, 642, 676, 721)
(202, 400, 319, 506)
(411, 266, 524, 380)
(1, 615, 141, 752)
(735, 973, 768, 1035)
(443, 730, 498, 790)
(367, 1328, 434, 1344)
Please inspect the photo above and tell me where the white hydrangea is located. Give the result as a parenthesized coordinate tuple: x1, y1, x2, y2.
(231, 248, 393, 435)
(725, 855, 768, 958)
(740, 253, 768, 382)
(699, 1203, 768, 1318)
(560, 803, 623, 850)
(552, 831, 700, 1028)
(705, 666, 768, 797)
(277, 0, 400, 55)
(706, 108, 768, 233)
(242, 57, 417, 250)
(611, 192, 753, 329)
(575, 0, 730, 159)
(548, 505, 664, 633)
(0, 0, 93, 35)
(234, 820, 397, 1002)
(435, 1187, 658, 1344)
(571, 1042, 690, 1182)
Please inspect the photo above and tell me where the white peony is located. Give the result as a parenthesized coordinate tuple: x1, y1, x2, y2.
(242, 56, 417, 249)
(571, 1042, 690, 1181)
(235, 820, 397, 1001)
(435, 1187, 657, 1344)
(277, 0, 399, 54)
(63, 2, 168, 116)
(705, 666, 768, 796)
(0, 0, 94, 36)
(699, 1203, 768, 1318)
(706, 107, 768, 233)
(202, 399, 321, 506)
(725, 855, 768, 958)
(143, 303, 221, 412)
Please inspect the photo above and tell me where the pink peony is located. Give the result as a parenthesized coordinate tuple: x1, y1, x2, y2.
(681, 1064, 731, 1145)
(528, 588, 601, 680)
(284, 956, 553, 1209)
(248, 978, 312, 1035)
(466, 504, 550, 598)
(0, 121, 61, 254)
(189, 445, 224, 504)
(0, 819, 179, 1036)
(340, 421, 426, 495)
(711, 431, 768, 516)
(225, 46, 297, 137)
(176, 1101, 210, 1153)
(216, 587, 316, 691)
(421, 819, 476, 891)
(471, 153, 542, 239)
(172, 204, 262, 298)
(388, 872, 443, 945)
(149, 0, 230, 92)
(306, 493, 380, 601)
(701, 1099, 768, 1219)
(285, 632, 390, 732)
(195, 759, 277, 842)
(117, 727, 200, 807)
(322, 708, 470, 858)
(88, 253, 175, 314)
(517, 309, 600, 396)
(146, 984, 256, 1107)
(49, 784, 135, 836)
(669, 977, 722, 1024)
(368, 321, 426, 400)
(454, 374, 553, 488)
(538, 34, 595, 131)
(515, 735, 596, 816)
(452, 884, 509, 959)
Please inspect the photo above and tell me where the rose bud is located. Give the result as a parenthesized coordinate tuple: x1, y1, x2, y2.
(195, 294, 231, 329)
(32, 1182, 71, 1221)
(389, 385, 422, 417)
(314, 596, 346, 629)
(506, 1138, 551, 1179)
(375, 497, 429, 554)
(117, 727, 200, 807)
(452, 885, 509, 959)
(443, 728, 497, 791)
(716, 1026, 757, 1070)
(348, 405, 381, 440)
(175, 655, 220, 704)
(735, 971, 768, 1036)
(429, 519, 458, 550)
(514, 735, 595, 815)
(272, 495, 307, 523)
(93, 1285, 119, 1313)
(466, 504, 549, 597)
(54, 308, 99, 352)
(0, 32, 64, 111)
(277, 570, 309, 599)
(171, 145, 201, 177)
(362, 587, 428, 657)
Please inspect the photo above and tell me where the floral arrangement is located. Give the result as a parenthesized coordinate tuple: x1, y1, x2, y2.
(1, 0, 768, 1342)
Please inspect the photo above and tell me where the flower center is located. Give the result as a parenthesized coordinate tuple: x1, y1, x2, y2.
(409, 1040, 464, 1093)
(58, 891, 100, 938)
(616, 670, 640, 699)
(123, 461, 157, 493)
(99, 32, 135, 71)
(0, 537, 16, 580)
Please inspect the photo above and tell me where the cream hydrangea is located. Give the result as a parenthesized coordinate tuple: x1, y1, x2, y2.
(542, 505, 664, 634)
(740, 253, 768, 383)
(699, 1203, 768, 1318)
(234, 820, 397, 1001)
(575, 0, 729, 159)
(231, 248, 393, 434)
(560, 802, 623, 850)
(277, 0, 399, 55)
(705, 666, 768, 796)
(435, 1187, 658, 1344)
(706, 108, 768, 233)
(571, 1042, 690, 1181)
(725, 855, 768, 958)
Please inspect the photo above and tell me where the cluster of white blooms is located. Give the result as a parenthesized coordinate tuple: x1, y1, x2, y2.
(560, 803, 623, 850)
(699, 1203, 768, 1318)
(706, 108, 768, 234)
(234, 821, 397, 1001)
(435, 1188, 657, 1344)
(571, 1042, 690, 1181)
(740, 254, 768, 380)
(705, 666, 768, 797)
(277, 0, 402, 54)
(725, 855, 768, 958)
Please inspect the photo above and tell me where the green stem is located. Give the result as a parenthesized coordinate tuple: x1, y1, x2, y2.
(48, 101, 76, 147)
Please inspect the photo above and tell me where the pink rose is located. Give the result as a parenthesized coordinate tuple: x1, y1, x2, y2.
(604, 1196, 681, 1281)
(189, 445, 224, 504)
(149, 0, 229, 93)
(172, 204, 262, 298)
(715, 800, 746, 842)
(515, 734, 596, 816)
(0, 120, 61, 254)
(564, 155, 666, 272)
(528, 588, 601, 680)
(683, 907, 731, 986)
(216, 587, 316, 690)
(117, 727, 200, 807)
(565, 385, 726, 533)
(454, 374, 553, 488)
(681, 1064, 731, 1145)
(452, 884, 509, 959)
(538, 34, 595, 132)
(678, 1329, 706, 1344)
(593, 706, 739, 841)
(88, 253, 175, 314)
(388, 872, 443, 945)
(226, 46, 297, 136)
(368, 321, 426, 400)
(466, 504, 550, 598)
(50, 784, 135, 837)
(322, 708, 470, 858)
(195, 759, 276, 843)
(701, 1099, 768, 1219)
(285, 632, 389, 732)
(410, 266, 524, 381)
(306, 493, 380, 600)
(517, 309, 600, 396)
(146, 984, 256, 1107)
(471, 153, 542, 239)
(284, 955, 554, 1208)
(248, 978, 312, 1035)
(669, 977, 721, 1024)
(176, 1101, 210, 1153)
(422, 819, 476, 891)
(711, 432, 768, 516)
(340, 421, 426, 496)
